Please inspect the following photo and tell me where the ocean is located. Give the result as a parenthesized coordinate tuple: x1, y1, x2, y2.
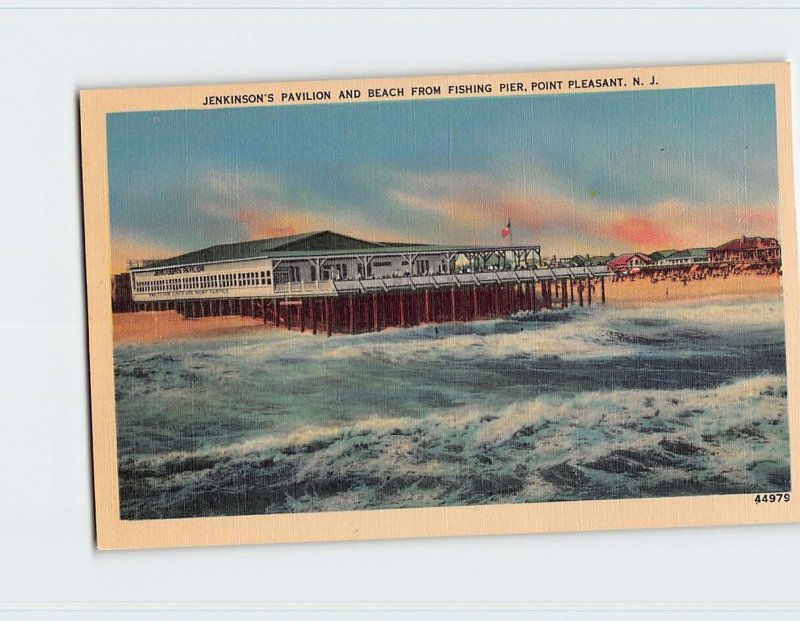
(114, 295, 790, 519)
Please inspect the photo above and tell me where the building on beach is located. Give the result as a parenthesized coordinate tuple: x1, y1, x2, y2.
(658, 247, 712, 267)
(607, 253, 653, 273)
(709, 236, 781, 264)
(648, 249, 678, 263)
(123, 230, 611, 333)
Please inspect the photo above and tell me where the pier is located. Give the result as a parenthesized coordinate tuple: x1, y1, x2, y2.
(131, 265, 610, 335)
(123, 231, 611, 334)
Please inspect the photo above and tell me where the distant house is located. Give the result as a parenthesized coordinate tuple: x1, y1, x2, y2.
(660, 247, 711, 267)
(607, 253, 653, 273)
(649, 249, 678, 263)
(709, 236, 781, 264)
(587, 254, 616, 267)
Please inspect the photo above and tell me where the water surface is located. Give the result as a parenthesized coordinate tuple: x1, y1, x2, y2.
(114, 296, 790, 519)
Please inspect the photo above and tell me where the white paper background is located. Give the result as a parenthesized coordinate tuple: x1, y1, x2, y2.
(1, 2, 800, 619)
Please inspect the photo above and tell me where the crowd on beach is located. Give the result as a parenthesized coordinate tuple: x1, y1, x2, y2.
(610, 262, 782, 285)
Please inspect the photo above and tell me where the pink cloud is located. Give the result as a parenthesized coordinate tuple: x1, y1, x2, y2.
(110, 235, 179, 274)
(387, 172, 780, 256)
(604, 214, 681, 249)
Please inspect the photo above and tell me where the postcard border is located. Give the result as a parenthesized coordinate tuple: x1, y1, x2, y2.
(80, 61, 800, 549)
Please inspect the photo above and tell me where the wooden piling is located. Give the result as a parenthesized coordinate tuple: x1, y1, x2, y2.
(372, 294, 379, 332)
(285, 301, 293, 331)
(601, 277, 606, 304)
(348, 295, 355, 334)
(325, 299, 331, 336)
(424, 290, 431, 323)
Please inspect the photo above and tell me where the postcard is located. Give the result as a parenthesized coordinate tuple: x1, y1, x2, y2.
(80, 62, 799, 549)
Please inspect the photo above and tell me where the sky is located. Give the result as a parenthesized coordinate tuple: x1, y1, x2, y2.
(107, 84, 780, 272)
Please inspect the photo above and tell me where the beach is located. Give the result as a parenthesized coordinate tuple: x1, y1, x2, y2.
(113, 311, 266, 345)
(113, 272, 783, 345)
(605, 271, 782, 306)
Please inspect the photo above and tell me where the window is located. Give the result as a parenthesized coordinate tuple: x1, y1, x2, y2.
(330, 263, 347, 279)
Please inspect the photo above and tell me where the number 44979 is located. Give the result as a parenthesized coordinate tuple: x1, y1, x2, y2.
(754, 493, 790, 504)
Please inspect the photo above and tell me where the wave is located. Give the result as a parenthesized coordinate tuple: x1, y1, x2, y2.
(118, 373, 789, 519)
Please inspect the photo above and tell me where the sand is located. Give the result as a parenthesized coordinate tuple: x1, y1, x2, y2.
(113, 311, 268, 345)
(605, 272, 782, 307)
(113, 272, 783, 345)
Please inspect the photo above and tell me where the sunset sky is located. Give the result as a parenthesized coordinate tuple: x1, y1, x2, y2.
(107, 84, 780, 272)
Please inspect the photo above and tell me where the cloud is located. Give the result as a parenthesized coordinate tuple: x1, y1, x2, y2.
(235, 209, 329, 239)
(604, 214, 680, 249)
(110, 234, 179, 274)
(195, 170, 287, 220)
(111, 162, 781, 268)
(385, 170, 780, 256)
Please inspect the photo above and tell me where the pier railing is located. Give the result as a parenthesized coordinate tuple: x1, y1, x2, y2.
(274, 280, 335, 294)
(332, 266, 611, 295)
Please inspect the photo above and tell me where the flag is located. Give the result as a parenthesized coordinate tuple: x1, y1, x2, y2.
(501, 219, 511, 238)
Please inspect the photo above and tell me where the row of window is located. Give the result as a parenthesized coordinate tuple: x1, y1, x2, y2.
(135, 270, 272, 293)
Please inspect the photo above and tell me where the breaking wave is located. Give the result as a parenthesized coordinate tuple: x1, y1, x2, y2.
(114, 296, 789, 519)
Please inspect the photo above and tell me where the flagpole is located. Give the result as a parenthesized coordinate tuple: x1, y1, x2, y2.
(500, 219, 512, 268)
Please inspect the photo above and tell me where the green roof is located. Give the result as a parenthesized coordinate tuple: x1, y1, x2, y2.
(586, 255, 615, 266)
(649, 249, 678, 261)
(143, 231, 430, 269)
(665, 247, 711, 260)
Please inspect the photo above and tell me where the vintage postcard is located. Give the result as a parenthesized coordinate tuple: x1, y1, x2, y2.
(81, 63, 799, 549)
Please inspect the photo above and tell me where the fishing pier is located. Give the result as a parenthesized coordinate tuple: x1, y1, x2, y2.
(125, 231, 610, 335)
